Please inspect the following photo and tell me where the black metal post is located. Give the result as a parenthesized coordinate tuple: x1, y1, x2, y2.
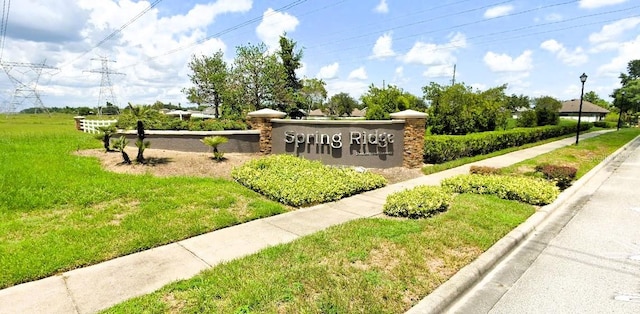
(575, 75, 586, 145)
(617, 91, 625, 131)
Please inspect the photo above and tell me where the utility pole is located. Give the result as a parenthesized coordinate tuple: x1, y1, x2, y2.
(84, 56, 124, 115)
(451, 64, 456, 85)
(1, 60, 57, 115)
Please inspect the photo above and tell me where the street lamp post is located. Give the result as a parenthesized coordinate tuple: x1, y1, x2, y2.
(575, 73, 588, 145)
(617, 91, 625, 131)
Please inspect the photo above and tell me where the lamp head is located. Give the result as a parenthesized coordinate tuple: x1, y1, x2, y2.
(579, 73, 588, 83)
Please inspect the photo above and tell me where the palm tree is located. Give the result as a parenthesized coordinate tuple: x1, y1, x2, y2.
(127, 103, 152, 163)
(201, 136, 228, 161)
(96, 124, 117, 152)
(112, 136, 131, 164)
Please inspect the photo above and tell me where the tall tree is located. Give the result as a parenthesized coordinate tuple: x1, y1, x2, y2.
(231, 43, 272, 112)
(277, 34, 303, 92)
(533, 96, 562, 126)
(325, 92, 358, 117)
(361, 84, 414, 119)
(422, 82, 509, 134)
(612, 59, 640, 127)
(506, 94, 531, 112)
(183, 51, 228, 118)
(583, 91, 611, 110)
(299, 78, 327, 112)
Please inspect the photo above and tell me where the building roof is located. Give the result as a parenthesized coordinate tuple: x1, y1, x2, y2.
(560, 99, 610, 114)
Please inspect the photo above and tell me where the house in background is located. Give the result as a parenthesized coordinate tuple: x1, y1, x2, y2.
(559, 99, 609, 122)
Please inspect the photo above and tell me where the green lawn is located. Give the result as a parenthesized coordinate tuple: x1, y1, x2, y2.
(0, 114, 287, 288)
(502, 128, 640, 178)
(105, 194, 534, 313)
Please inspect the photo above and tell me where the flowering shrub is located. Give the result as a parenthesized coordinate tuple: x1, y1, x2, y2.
(383, 185, 453, 219)
(441, 174, 559, 205)
(231, 155, 387, 207)
(535, 164, 577, 190)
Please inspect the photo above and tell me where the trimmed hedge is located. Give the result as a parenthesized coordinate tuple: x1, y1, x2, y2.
(383, 186, 453, 219)
(441, 174, 559, 205)
(231, 155, 387, 207)
(424, 122, 593, 164)
(117, 113, 248, 131)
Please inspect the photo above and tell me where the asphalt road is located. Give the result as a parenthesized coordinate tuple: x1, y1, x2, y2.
(447, 136, 640, 313)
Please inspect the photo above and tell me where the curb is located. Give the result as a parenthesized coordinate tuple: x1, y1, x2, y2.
(406, 133, 640, 314)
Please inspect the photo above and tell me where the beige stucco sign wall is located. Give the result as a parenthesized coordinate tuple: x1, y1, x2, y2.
(271, 119, 405, 168)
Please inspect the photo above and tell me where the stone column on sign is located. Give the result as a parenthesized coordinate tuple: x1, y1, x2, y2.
(390, 110, 428, 168)
(73, 116, 86, 131)
(247, 109, 287, 155)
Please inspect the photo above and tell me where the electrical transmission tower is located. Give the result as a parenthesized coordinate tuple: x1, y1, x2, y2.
(0, 60, 57, 114)
(84, 56, 124, 114)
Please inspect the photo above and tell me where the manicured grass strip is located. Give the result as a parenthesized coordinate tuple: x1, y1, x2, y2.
(105, 194, 535, 313)
(0, 116, 287, 288)
(501, 128, 640, 178)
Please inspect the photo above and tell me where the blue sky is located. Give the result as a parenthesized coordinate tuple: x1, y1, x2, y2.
(0, 0, 638, 112)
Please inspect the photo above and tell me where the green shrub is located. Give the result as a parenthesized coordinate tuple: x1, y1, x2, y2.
(231, 155, 387, 207)
(424, 121, 592, 164)
(535, 164, 577, 190)
(593, 121, 617, 128)
(441, 174, 559, 205)
(469, 165, 502, 175)
(383, 185, 453, 219)
(516, 110, 537, 127)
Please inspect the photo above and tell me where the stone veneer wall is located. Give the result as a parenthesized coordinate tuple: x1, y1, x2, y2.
(401, 118, 427, 168)
(247, 109, 287, 155)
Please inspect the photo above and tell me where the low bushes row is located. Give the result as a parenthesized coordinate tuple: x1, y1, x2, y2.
(383, 186, 452, 219)
(116, 113, 247, 131)
(593, 121, 618, 129)
(231, 155, 387, 207)
(441, 174, 559, 205)
(423, 121, 593, 164)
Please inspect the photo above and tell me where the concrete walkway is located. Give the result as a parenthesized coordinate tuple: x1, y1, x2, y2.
(0, 130, 612, 314)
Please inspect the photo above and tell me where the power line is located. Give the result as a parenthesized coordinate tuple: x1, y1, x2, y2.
(84, 56, 125, 111)
(57, 0, 163, 71)
(0, 0, 10, 61)
(118, 0, 310, 70)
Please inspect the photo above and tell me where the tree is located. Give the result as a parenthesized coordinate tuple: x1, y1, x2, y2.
(126, 103, 153, 163)
(506, 94, 531, 112)
(361, 84, 413, 120)
(612, 59, 640, 127)
(201, 136, 229, 161)
(183, 51, 229, 118)
(299, 78, 327, 112)
(533, 96, 562, 126)
(325, 93, 358, 117)
(277, 33, 303, 113)
(230, 43, 286, 113)
(583, 91, 611, 110)
(422, 82, 509, 134)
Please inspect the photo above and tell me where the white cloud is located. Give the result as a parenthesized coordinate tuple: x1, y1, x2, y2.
(589, 17, 640, 44)
(540, 39, 588, 66)
(317, 62, 340, 80)
(484, 50, 533, 72)
(256, 8, 299, 52)
(597, 34, 640, 77)
(370, 32, 395, 59)
(484, 5, 514, 19)
(402, 32, 466, 66)
(423, 65, 454, 78)
(374, 0, 388, 14)
(579, 0, 628, 9)
(326, 80, 369, 99)
(348, 66, 368, 80)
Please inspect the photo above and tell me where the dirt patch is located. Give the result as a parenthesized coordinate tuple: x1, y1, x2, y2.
(75, 148, 424, 184)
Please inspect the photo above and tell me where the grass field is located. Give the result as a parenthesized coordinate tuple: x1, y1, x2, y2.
(0, 114, 287, 288)
(3, 114, 639, 312)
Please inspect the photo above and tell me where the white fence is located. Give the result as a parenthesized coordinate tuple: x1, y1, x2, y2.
(80, 119, 117, 134)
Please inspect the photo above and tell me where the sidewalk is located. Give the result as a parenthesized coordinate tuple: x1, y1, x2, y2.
(0, 130, 612, 314)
